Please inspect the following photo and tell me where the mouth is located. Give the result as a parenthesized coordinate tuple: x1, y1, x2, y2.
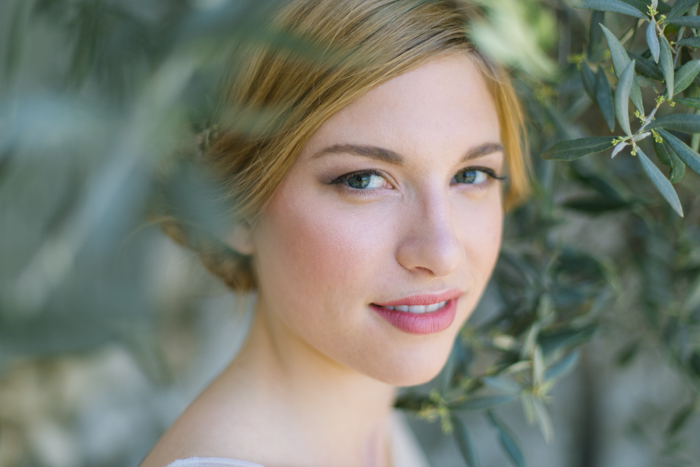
(370, 290, 462, 334)
(379, 301, 448, 314)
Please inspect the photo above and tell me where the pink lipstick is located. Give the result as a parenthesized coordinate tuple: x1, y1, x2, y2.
(371, 290, 462, 334)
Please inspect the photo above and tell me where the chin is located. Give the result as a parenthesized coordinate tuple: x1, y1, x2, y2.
(364, 340, 455, 387)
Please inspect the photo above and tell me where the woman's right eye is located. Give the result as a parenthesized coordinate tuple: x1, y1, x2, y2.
(331, 170, 389, 190)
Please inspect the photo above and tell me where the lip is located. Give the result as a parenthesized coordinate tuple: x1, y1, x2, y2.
(373, 289, 463, 307)
(370, 290, 462, 335)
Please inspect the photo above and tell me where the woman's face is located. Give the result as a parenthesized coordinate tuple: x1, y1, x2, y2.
(248, 54, 504, 386)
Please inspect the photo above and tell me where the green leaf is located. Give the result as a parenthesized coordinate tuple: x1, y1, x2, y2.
(665, 401, 697, 436)
(655, 139, 687, 183)
(675, 36, 700, 48)
(615, 60, 636, 136)
(487, 411, 526, 467)
(595, 68, 616, 131)
(647, 19, 660, 63)
(659, 35, 675, 99)
(671, 159, 687, 182)
(575, 0, 647, 19)
(562, 195, 631, 212)
(620, 0, 654, 13)
(654, 134, 678, 167)
(668, 0, 699, 17)
(664, 16, 700, 28)
(600, 24, 632, 76)
(545, 351, 581, 382)
(542, 137, 615, 160)
(600, 25, 645, 112)
(533, 399, 554, 443)
(636, 147, 684, 216)
(668, 0, 700, 17)
(570, 169, 628, 200)
(615, 340, 640, 366)
(538, 326, 597, 356)
(482, 376, 523, 394)
(5, 0, 31, 83)
(674, 96, 700, 109)
(629, 52, 665, 81)
(653, 137, 672, 165)
(588, 11, 605, 58)
(648, 113, 700, 132)
(658, 129, 700, 175)
(453, 395, 518, 411)
(674, 60, 700, 94)
(581, 62, 596, 100)
(453, 417, 480, 467)
(650, 0, 673, 14)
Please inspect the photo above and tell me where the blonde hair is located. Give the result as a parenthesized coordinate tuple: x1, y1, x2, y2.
(161, 0, 530, 291)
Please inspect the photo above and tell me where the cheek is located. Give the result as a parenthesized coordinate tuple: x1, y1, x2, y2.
(464, 191, 503, 260)
(252, 189, 391, 316)
(455, 194, 503, 312)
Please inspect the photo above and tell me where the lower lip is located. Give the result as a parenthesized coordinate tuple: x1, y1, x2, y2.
(370, 299, 458, 335)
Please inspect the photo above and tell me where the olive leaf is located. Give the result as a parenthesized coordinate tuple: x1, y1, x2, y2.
(482, 376, 523, 394)
(659, 35, 675, 99)
(653, 138, 686, 183)
(545, 351, 581, 382)
(611, 141, 629, 158)
(664, 16, 700, 28)
(563, 195, 632, 212)
(453, 416, 480, 467)
(648, 113, 700, 133)
(575, 0, 647, 19)
(665, 401, 697, 436)
(487, 411, 526, 467)
(668, 0, 700, 18)
(636, 147, 684, 217)
(675, 36, 700, 47)
(533, 399, 554, 443)
(595, 68, 616, 131)
(629, 52, 664, 81)
(588, 10, 605, 58)
(600, 24, 644, 112)
(647, 19, 660, 63)
(657, 129, 700, 175)
(452, 395, 519, 411)
(542, 137, 615, 160)
(615, 60, 636, 136)
(581, 61, 596, 100)
(674, 60, 700, 95)
(674, 96, 700, 109)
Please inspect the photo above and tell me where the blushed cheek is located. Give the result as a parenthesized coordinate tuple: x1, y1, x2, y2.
(461, 196, 503, 281)
(254, 192, 389, 314)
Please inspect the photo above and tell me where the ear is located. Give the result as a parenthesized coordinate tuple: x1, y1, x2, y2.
(226, 220, 255, 255)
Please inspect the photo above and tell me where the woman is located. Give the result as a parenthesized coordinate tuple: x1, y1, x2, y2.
(142, 0, 529, 466)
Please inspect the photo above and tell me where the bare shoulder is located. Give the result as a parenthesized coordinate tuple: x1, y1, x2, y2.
(138, 387, 273, 467)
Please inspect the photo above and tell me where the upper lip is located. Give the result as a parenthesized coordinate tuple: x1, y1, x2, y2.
(373, 289, 463, 307)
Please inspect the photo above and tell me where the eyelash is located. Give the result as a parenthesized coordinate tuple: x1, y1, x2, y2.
(327, 167, 507, 192)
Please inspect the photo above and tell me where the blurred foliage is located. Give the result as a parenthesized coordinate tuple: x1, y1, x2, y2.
(1, 1, 700, 467)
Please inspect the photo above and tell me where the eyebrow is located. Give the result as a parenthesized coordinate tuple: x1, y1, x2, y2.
(311, 142, 505, 165)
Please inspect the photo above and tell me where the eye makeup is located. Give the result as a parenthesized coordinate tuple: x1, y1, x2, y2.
(325, 165, 506, 192)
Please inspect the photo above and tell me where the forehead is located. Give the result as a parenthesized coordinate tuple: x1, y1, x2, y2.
(300, 54, 501, 163)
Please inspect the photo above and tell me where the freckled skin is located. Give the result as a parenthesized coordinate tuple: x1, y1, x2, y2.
(252, 54, 503, 386)
(139, 54, 505, 467)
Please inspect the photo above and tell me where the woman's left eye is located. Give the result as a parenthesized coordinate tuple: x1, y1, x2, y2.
(451, 168, 503, 185)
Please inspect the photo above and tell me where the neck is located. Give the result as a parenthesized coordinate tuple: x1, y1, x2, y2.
(211, 304, 397, 467)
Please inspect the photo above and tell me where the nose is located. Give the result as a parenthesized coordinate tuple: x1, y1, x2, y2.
(395, 189, 464, 277)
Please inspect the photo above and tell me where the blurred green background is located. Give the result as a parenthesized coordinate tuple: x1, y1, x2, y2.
(1, 1, 700, 466)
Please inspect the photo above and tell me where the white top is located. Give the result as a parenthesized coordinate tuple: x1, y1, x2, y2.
(165, 411, 430, 467)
